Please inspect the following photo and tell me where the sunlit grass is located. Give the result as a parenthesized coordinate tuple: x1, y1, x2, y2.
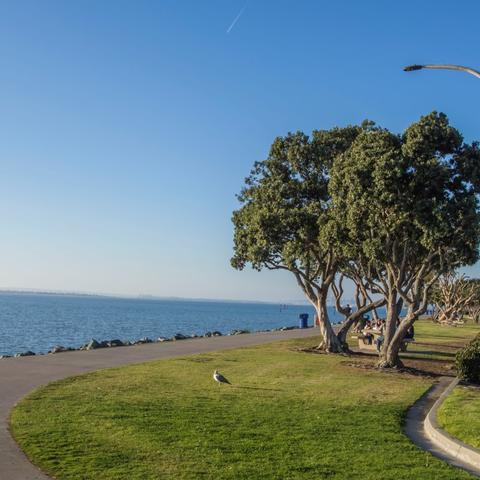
(438, 385, 480, 450)
(10, 321, 480, 480)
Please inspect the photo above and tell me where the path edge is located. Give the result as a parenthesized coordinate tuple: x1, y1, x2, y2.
(424, 377, 480, 469)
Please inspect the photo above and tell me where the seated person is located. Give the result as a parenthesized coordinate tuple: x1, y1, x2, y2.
(372, 320, 382, 331)
(375, 321, 386, 352)
(361, 321, 373, 344)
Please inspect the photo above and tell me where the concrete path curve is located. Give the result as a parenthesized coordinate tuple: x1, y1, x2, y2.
(0, 328, 319, 480)
(405, 377, 480, 478)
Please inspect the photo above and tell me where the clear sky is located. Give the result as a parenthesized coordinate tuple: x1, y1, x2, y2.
(0, 0, 479, 302)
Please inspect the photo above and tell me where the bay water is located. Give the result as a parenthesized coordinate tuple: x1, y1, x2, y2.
(0, 292, 346, 356)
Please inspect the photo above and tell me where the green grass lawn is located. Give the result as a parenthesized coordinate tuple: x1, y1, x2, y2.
(438, 385, 480, 450)
(10, 321, 480, 480)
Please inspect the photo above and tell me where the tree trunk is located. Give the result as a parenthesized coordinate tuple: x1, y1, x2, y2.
(380, 335, 405, 368)
(382, 294, 427, 368)
(352, 315, 367, 332)
(383, 310, 419, 368)
(378, 292, 401, 368)
(337, 312, 362, 347)
(315, 292, 345, 353)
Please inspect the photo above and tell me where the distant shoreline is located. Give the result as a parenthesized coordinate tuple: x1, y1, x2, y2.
(0, 289, 311, 306)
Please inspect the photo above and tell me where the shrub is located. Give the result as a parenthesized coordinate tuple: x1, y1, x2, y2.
(455, 335, 480, 384)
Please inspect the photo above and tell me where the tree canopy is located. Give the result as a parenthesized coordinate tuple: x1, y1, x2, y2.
(231, 112, 480, 366)
(231, 126, 362, 352)
(327, 112, 480, 366)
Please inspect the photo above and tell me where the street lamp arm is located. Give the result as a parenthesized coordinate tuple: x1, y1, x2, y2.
(404, 64, 480, 79)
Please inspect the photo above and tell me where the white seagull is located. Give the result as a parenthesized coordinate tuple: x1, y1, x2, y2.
(213, 370, 231, 385)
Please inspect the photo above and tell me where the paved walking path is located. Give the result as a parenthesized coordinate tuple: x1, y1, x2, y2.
(405, 377, 480, 478)
(0, 328, 319, 480)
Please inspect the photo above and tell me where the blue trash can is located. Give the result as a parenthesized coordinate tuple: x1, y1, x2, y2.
(299, 313, 309, 329)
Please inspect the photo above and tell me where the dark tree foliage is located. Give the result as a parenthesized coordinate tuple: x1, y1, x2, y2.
(232, 112, 480, 365)
(231, 127, 361, 352)
(328, 112, 480, 367)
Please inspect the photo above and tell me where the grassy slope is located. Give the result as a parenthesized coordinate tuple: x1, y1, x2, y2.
(434, 321, 480, 451)
(10, 321, 480, 480)
(438, 385, 480, 450)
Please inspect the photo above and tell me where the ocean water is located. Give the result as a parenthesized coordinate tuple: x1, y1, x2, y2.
(0, 293, 346, 356)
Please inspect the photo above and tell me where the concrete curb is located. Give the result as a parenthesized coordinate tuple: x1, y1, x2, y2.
(424, 377, 480, 469)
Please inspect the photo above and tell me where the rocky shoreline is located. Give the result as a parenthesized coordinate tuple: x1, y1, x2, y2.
(0, 325, 309, 359)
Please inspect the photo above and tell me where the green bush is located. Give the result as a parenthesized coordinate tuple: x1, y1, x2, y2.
(456, 334, 480, 384)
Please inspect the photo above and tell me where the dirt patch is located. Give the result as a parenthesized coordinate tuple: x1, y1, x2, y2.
(296, 346, 456, 378)
(292, 342, 463, 378)
(348, 352, 456, 377)
(341, 360, 451, 379)
(413, 341, 465, 350)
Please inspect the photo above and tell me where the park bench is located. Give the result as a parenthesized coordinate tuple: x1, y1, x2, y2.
(353, 332, 414, 352)
(353, 333, 376, 351)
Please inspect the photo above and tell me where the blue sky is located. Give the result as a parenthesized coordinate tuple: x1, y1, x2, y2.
(0, 0, 479, 302)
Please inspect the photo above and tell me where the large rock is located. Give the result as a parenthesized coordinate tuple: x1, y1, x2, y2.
(14, 351, 36, 357)
(107, 339, 124, 347)
(157, 337, 170, 342)
(51, 345, 68, 354)
(135, 337, 152, 344)
(85, 339, 101, 350)
(230, 329, 250, 335)
(212, 331, 222, 337)
(173, 333, 188, 341)
(0, 355, 12, 359)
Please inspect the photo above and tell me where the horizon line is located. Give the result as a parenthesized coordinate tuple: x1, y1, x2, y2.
(0, 287, 314, 306)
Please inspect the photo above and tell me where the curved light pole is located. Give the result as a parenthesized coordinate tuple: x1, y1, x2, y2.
(404, 64, 480, 79)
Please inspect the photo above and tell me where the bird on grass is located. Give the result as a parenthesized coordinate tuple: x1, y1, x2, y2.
(213, 370, 231, 385)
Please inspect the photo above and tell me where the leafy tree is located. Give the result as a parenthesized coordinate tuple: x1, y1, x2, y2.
(432, 273, 480, 324)
(456, 334, 480, 384)
(464, 279, 480, 323)
(231, 127, 360, 352)
(328, 112, 480, 367)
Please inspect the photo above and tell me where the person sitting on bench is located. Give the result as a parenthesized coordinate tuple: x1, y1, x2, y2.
(375, 320, 386, 352)
(361, 320, 373, 344)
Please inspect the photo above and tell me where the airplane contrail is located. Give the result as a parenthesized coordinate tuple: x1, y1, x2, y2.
(226, 3, 247, 34)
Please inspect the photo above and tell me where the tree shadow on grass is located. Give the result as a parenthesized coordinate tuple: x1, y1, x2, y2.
(293, 344, 458, 379)
(401, 353, 454, 362)
(232, 386, 284, 392)
(336, 349, 457, 378)
(404, 349, 456, 358)
(413, 341, 464, 349)
(341, 359, 450, 379)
